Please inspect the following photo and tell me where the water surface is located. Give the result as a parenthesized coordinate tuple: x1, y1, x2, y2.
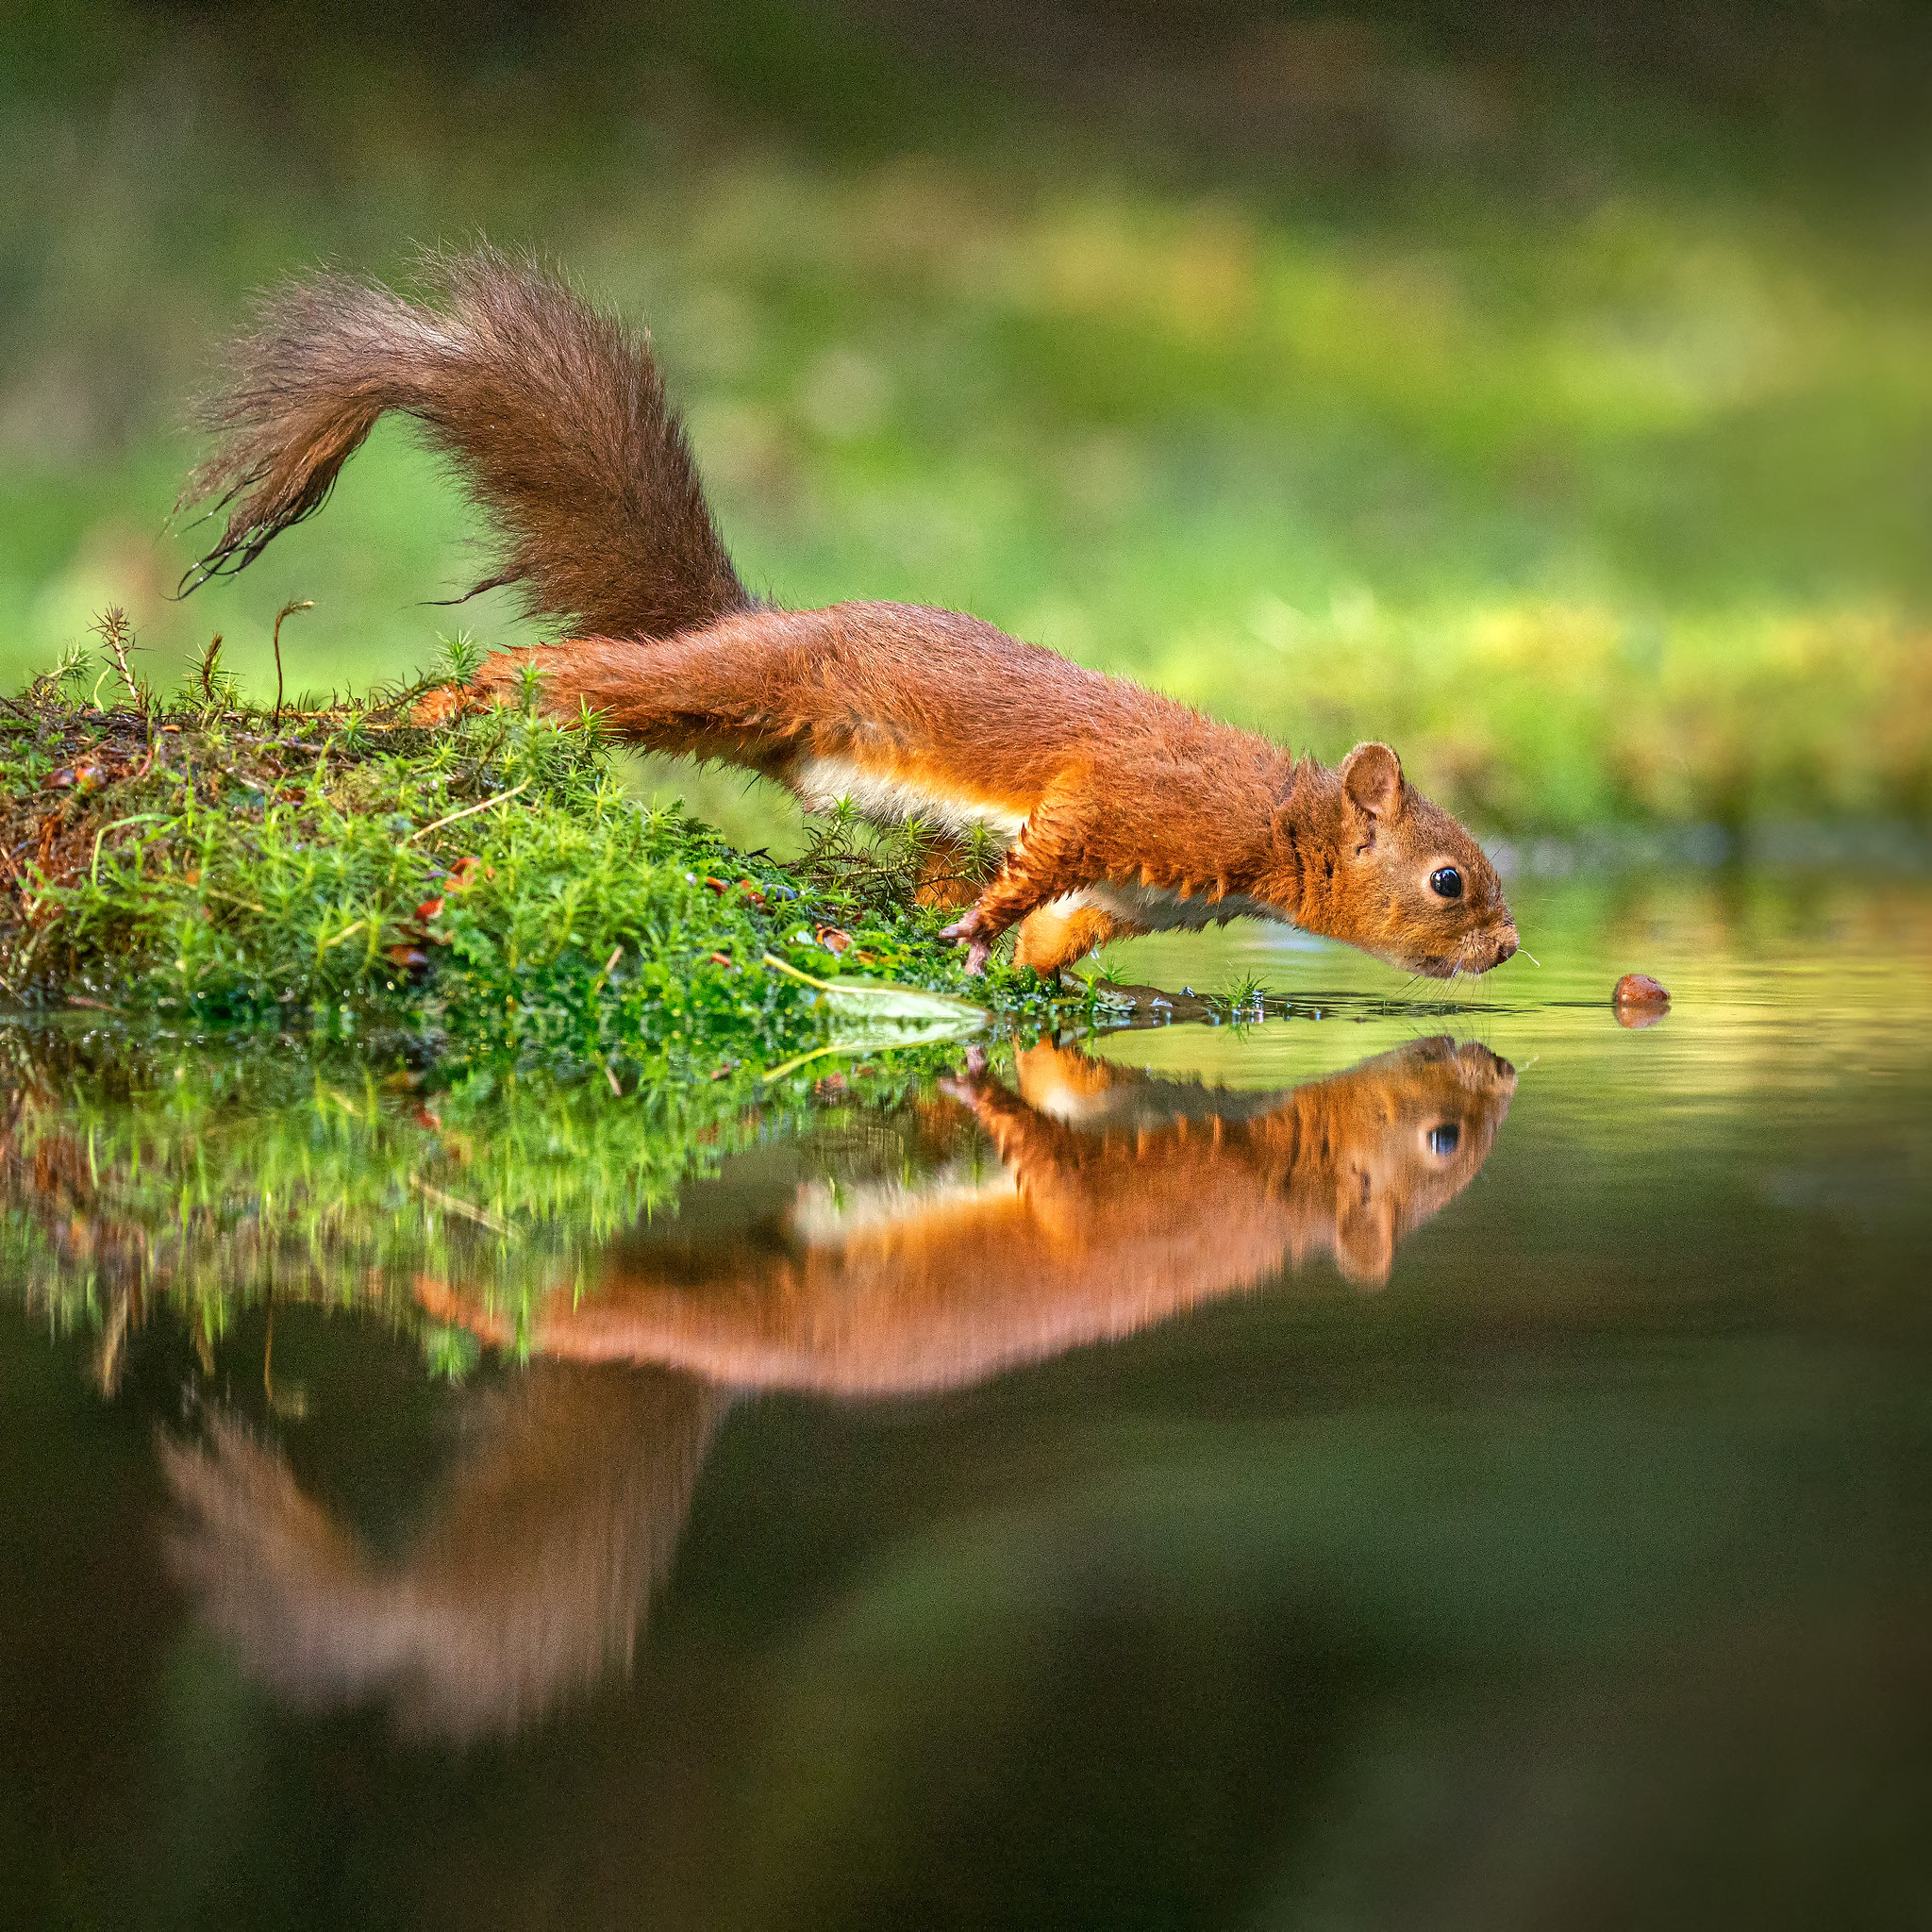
(4, 870, 1929, 1930)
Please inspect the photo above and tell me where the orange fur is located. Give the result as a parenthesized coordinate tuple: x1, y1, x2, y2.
(1012, 902, 1139, 974)
(182, 249, 1519, 980)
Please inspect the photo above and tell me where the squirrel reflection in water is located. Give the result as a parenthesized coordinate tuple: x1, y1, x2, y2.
(164, 1035, 1514, 1739)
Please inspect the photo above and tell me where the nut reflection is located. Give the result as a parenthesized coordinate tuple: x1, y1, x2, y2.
(162, 1034, 1513, 1738)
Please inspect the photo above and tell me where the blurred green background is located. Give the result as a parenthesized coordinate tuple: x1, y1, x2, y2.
(3, 0, 1929, 836)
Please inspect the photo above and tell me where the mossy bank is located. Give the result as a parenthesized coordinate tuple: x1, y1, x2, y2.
(0, 641, 1085, 1076)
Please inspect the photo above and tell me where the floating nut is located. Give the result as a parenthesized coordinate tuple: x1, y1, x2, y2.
(1613, 973, 1671, 1028)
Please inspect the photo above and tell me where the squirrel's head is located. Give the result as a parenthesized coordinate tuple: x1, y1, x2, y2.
(1270, 743, 1517, 978)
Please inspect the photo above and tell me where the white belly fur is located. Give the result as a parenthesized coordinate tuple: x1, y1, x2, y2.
(788, 754, 1026, 844)
(1056, 883, 1291, 935)
(787, 1166, 1021, 1244)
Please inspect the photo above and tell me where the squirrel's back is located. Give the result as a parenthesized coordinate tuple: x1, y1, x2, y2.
(181, 247, 751, 641)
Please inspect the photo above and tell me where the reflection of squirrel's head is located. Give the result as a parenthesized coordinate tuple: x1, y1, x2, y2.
(1272, 1036, 1515, 1285)
(1007, 1034, 1513, 1287)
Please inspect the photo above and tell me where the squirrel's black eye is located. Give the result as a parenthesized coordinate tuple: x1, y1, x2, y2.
(1428, 866, 1463, 899)
(1426, 1123, 1460, 1156)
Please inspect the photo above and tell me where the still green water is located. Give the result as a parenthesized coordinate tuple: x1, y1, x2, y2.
(3, 871, 1928, 1931)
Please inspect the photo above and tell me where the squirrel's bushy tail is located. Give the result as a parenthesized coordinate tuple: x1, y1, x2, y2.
(179, 246, 751, 641)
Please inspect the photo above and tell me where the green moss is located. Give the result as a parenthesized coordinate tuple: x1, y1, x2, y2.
(0, 656, 1087, 1072)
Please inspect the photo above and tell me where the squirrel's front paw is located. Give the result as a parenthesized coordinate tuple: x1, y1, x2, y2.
(938, 914, 992, 975)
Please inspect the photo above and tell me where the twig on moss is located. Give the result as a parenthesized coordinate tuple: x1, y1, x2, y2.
(589, 944, 624, 996)
(406, 777, 530, 843)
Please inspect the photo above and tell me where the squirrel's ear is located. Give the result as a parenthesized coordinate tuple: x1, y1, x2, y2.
(1341, 741, 1404, 820)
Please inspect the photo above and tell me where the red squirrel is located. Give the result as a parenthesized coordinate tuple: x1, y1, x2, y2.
(180, 248, 1518, 980)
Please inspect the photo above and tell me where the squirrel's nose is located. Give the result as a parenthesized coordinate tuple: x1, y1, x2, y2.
(1493, 931, 1519, 965)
